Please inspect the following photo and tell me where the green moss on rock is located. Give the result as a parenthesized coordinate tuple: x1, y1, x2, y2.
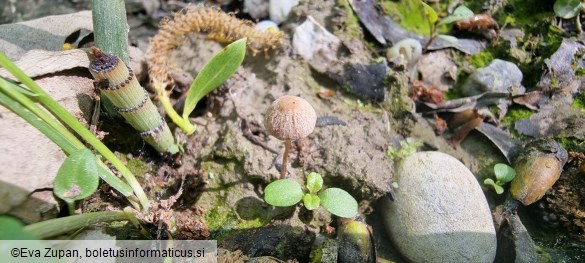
(470, 51, 495, 68)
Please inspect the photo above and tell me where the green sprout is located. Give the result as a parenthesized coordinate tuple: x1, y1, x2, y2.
(156, 38, 247, 135)
(386, 137, 423, 160)
(421, 3, 475, 52)
(484, 163, 516, 194)
(263, 172, 358, 218)
(380, 1, 473, 50)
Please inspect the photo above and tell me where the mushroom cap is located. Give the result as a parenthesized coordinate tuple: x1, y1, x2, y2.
(264, 95, 317, 141)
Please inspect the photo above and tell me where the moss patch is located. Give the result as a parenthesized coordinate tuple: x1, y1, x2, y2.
(558, 137, 585, 152)
(126, 159, 152, 177)
(470, 51, 494, 68)
(337, 0, 363, 39)
(572, 93, 585, 111)
(501, 106, 533, 126)
(501, 106, 533, 137)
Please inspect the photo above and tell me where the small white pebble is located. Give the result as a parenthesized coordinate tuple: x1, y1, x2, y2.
(256, 20, 280, 32)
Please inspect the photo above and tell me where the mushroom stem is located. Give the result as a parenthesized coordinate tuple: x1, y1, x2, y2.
(280, 139, 292, 179)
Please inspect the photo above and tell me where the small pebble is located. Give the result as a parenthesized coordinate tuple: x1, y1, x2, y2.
(256, 20, 279, 32)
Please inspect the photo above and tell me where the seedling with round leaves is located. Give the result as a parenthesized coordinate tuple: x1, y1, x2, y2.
(264, 172, 358, 218)
(484, 163, 516, 194)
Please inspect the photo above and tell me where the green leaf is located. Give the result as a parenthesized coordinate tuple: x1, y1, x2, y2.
(437, 34, 459, 44)
(54, 148, 100, 203)
(319, 188, 358, 218)
(264, 179, 303, 206)
(554, 0, 582, 19)
(494, 163, 516, 183)
(306, 172, 323, 194)
(183, 38, 247, 119)
(381, 0, 437, 35)
(483, 178, 504, 194)
(421, 1, 438, 24)
(484, 178, 496, 186)
(439, 5, 474, 25)
(303, 194, 320, 210)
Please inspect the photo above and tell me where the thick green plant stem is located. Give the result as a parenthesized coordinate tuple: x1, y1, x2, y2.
(23, 211, 133, 239)
(89, 49, 179, 153)
(0, 51, 150, 211)
(91, 0, 129, 64)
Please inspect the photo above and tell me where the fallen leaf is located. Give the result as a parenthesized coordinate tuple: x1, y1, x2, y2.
(512, 91, 542, 110)
(449, 109, 484, 146)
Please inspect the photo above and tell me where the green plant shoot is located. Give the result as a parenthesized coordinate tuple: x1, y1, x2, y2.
(306, 172, 323, 194)
(422, 4, 474, 51)
(263, 172, 358, 218)
(304, 172, 324, 210)
(160, 38, 247, 134)
(484, 163, 516, 194)
(183, 38, 247, 119)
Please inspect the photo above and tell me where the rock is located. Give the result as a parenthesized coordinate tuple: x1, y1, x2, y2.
(292, 16, 341, 74)
(269, 0, 299, 24)
(417, 50, 457, 92)
(332, 62, 387, 102)
(380, 151, 496, 263)
(244, 0, 269, 20)
(462, 59, 524, 96)
(220, 225, 314, 261)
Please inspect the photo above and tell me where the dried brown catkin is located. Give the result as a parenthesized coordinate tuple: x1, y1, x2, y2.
(147, 5, 283, 84)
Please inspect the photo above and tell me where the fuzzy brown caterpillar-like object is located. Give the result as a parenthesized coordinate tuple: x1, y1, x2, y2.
(147, 5, 284, 85)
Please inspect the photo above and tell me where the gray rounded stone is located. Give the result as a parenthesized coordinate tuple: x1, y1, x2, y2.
(462, 59, 524, 96)
(381, 151, 496, 263)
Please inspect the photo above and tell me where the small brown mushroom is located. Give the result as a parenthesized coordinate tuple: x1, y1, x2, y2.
(264, 95, 317, 179)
